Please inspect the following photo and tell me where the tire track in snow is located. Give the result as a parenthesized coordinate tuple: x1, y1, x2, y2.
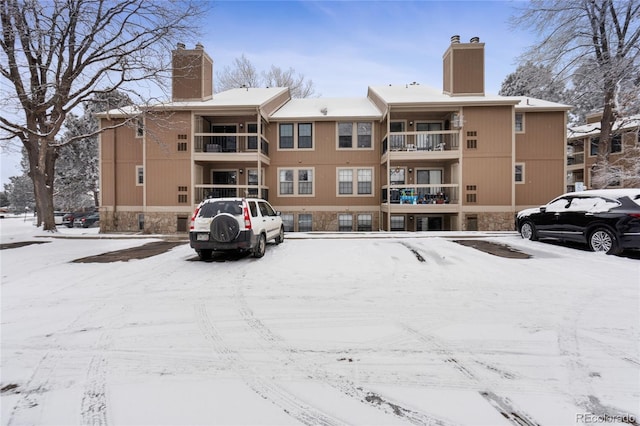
(233, 286, 457, 426)
(402, 325, 540, 426)
(80, 332, 112, 426)
(193, 302, 345, 426)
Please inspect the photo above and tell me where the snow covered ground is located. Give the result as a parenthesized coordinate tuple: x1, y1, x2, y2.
(1, 216, 638, 425)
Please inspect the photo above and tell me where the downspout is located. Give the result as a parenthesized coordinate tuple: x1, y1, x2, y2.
(386, 106, 391, 232)
(257, 107, 262, 199)
(113, 124, 118, 229)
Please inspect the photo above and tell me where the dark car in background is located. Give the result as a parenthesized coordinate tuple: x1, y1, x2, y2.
(63, 211, 92, 228)
(516, 189, 640, 255)
(80, 212, 100, 228)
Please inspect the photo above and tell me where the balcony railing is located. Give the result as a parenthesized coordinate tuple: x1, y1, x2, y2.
(382, 131, 460, 154)
(567, 152, 584, 166)
(194, 185, 269, 204)
(381, 184, 459, 205)
(194, 134, 269, 156)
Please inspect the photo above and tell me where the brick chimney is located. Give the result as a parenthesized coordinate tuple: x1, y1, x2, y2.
(172, 42, 214, 102)
(442, 36, 485, 96)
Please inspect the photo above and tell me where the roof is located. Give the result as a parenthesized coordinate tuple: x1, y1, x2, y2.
(567, 115, 640, 139)
(270, 97, 382, 120)
(510, 96, 572, 111)
(96, 87, 289, 118)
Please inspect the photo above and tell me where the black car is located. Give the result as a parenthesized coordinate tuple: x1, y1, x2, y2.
(516, 189, 640, 255)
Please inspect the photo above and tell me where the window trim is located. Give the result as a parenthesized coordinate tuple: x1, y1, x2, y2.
(515, 162, 525, 184)
(277, 167, 315, 197)
(136, 165, 144, 186)
(278, 122, 314, 150)
(135, 117, 144, 138)
(336, 121, 374, 150)
(336, 167, 375, 197)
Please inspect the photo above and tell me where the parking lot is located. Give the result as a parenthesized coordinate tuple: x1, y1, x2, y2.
(1, 218, 638, 425)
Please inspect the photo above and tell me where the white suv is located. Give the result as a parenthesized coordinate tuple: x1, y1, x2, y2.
(189, 198, 284, 260)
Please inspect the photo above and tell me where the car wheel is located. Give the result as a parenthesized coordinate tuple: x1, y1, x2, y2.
(198, 249, 212, 261)
(588, 228, 621, 255)
(275, 226, 284, 244)
(253, 234, 266, 258)
(520, 221, 538, 241)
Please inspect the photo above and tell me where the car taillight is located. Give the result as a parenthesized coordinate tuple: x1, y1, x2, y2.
(629, 213, 640, 219)
(190, 207, 200, 230)
(243, 203, 252, 229)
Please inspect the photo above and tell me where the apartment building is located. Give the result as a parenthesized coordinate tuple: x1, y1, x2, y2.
(567, 113, 640, 191)
(98, 36, 571, 233)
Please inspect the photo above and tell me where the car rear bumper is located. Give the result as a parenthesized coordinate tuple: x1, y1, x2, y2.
(189, 230, 256, 251)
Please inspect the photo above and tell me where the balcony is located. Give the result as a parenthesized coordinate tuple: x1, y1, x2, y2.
(194, 185, 270, 204)
(567, 151, 585, 168)
(381, 130, 460, 161)
(381, 184, 460, 213)
(194, 133, 270, 162)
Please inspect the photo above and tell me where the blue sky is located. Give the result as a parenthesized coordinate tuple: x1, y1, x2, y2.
(202, 0, 530, 97)
(1, 0, 531, 187)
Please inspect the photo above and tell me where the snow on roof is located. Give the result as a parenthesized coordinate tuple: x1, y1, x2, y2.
(368, 84, 518, 106)
(96, 87, 289, 117)
(270, 97, 382, 120)
(510, 96, 572, 111)
(567, 114, 640, 139)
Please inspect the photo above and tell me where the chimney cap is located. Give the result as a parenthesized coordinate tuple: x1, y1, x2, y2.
(195, 42, 204, 50)
(451, 35, 461, 44)
(176, 42, 186, 49)
(470, 36, 480, 43)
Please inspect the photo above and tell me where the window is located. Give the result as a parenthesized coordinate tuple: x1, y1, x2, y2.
(298, 123, 312, 148)
(177, 142, 188, 152)
(178, 194, 188, 203)
(515, 113, 524, 133)
(178, 186, 188, 192)
(279, 123, 294, 149)
(611, 134, 622, 153)
(279, 169, 294, 195)
(298, 169, 313, 194)
(337, 122, 373, 149)
(136, 118, 144, 138)
(515, 163, 525, 184)
(390, 216, 405, 231)
(298, 214, 312, 232)
(467, 139, 477, 149)
(338, 123, 353, 148)
(337, 168, 374, 196)
(338, 169, 353, 194)
(338, 214, 353, 232)
(247, 123, 258, 150)
(281, 214, 294, 232)
(590, 137, 599, 156)
(466, 193, 477, 203)
(279, 167, 314, 196)
(389, 121, 405, 150)
(279, 123, 313, 149)
(357, 214, 372, 231)
(136, 166, 144, 185)
(357, 169, 372, 194)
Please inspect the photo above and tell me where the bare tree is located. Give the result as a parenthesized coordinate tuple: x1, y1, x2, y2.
(0, 0, 208, 230)
(216, 55, 317, 98)
(513, 0, 640, 188)
(216, 54, 261, 92)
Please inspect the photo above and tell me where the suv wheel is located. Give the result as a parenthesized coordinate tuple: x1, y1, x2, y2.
(253, 234, 266, 258)
(198, 249, 212, 261)
(589, 228, 621, 255)
(275, 226, 284, 244)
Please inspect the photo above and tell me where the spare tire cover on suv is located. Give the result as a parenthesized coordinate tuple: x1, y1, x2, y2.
(210, 213, 240, 243)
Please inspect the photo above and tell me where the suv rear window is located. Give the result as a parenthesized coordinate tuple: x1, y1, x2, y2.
(198, 201, 242, 217)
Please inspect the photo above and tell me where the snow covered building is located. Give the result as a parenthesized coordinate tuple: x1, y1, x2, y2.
(566, 113, 640, 191)
(98, 36, 571, 233)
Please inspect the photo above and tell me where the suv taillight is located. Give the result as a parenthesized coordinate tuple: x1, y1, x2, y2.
(190, 207, 200, 230)
(243, 202, 252, 229)
(629, 213, 640, 219)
